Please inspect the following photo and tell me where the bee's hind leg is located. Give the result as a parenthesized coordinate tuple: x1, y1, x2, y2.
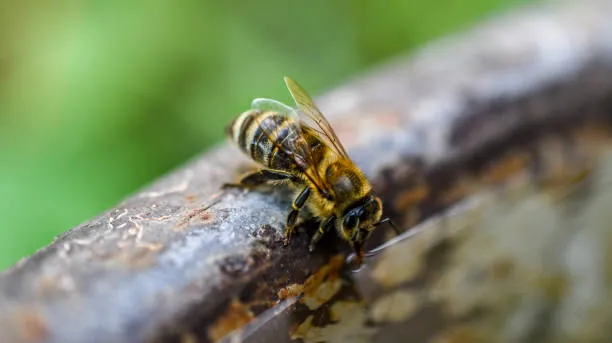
(222, 169, 298, 189)
(283, 187, 311, 246)
(308, 215, 336, 252)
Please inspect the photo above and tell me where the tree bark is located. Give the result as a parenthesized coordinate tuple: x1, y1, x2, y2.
(2, 1, 612, 343)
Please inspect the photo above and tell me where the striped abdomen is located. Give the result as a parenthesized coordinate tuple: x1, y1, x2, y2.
(227, 110, 312, 171)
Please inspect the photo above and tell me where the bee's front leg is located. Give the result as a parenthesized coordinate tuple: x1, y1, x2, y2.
(308, 215, 336, 252)
(284, 187, 311, 246)
(222, 169, 297, 189)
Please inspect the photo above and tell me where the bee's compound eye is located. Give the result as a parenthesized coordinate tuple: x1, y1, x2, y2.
(343, 215, 359, 230)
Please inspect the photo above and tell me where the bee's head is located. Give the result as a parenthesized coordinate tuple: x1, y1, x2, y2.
(341, 194, 383, 264)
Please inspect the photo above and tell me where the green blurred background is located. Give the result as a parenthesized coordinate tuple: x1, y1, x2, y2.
(0, 0, 530, 271)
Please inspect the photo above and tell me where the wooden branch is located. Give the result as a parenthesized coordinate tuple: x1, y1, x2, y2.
(2, 1, 612, 343)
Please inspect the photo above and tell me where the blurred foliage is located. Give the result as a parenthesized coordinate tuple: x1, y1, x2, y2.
(0, 0, 530, 270)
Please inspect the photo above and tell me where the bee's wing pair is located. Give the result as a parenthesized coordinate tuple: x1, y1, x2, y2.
(283, 77, 350, 159)
(251, 77, 352, 198)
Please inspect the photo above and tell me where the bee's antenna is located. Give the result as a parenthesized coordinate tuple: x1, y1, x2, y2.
(374, 217, 400, 236)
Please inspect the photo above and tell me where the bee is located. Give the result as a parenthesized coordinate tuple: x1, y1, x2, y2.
(225, 77, 397, 264)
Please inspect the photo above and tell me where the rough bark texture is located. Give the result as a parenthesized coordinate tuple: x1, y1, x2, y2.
(2, 1, 612, 343)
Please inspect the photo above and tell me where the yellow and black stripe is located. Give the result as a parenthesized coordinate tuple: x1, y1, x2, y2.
(227, 110, 306, 171)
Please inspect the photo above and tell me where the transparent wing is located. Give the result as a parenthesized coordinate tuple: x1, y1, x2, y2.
(284, 76, 349, 158)
(252, 98, 295, 115)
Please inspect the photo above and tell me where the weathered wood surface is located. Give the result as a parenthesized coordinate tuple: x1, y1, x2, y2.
(2, 1, 612, 342)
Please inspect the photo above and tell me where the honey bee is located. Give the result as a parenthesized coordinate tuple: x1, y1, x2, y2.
(225, 77, 397, 264)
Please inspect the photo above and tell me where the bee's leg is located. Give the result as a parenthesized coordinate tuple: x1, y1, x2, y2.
(308, 214, 336, 252)
(222, 169, 298, 189)
(283, 187, 311, 246)
(374, 217, 401, 235)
